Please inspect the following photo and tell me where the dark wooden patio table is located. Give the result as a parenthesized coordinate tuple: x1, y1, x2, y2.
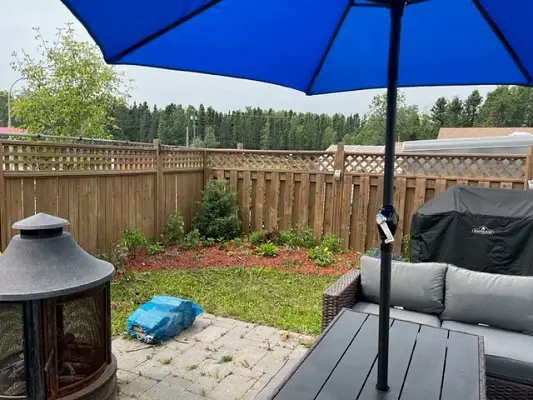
(268, 308, 486, 400)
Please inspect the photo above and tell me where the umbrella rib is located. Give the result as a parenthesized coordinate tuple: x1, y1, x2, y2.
(107, 0, 222, 63)
(471, 0, 532, 83)
(305, 1, 353, 95)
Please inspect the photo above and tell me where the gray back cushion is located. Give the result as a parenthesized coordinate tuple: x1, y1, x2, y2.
(441, 265, 533, 334)
(359, 256, 448, 314)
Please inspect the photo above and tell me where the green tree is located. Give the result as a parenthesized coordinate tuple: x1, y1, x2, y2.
(462, 90, 483, 127)
(322, 126, 337, 149)
(260, 120, 271, 150)
(157, 104, 176, 144)
(445, 97, 464, 127)
(0, 91, 8, 127)
(203, 125, 219, 148)
(431, 97, 448, 126)
(11, 24, 130, 137)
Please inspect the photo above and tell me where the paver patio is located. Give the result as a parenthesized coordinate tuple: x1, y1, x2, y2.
(114, 313, 313, 400)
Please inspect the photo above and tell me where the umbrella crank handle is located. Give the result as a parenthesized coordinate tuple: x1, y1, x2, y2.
(376, 213, 395, 244)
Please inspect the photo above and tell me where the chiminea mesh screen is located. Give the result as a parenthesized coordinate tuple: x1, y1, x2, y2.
(0, 303, 26, 397)
(57, 290, 106, 390)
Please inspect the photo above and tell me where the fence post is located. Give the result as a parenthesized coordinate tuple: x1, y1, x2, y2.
(0, 141, 5, 251)
(332, 143, 345, 237)
(203, 150, 210, 186)
(154, 139, 164, 236)
(524, 145, 533, 189)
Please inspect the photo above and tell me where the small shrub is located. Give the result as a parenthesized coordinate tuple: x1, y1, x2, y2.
(229, 237, 246, 247)
(119, 228, 148, 254)
(182, 229, 202, 250)
(402, 234, 411, 260)
(257, 242, 278, 257)
(308, 246, 334, 267)
(146, 243, 163, 255)
(250, 230, 266, 245)
(101, 242, 129, 271)
(278, 230, 294, 246)
(192, 181, 241, 240)
(321, 233, 342, 254)
(161, 212, 185, 245)
(278, 224, 317, 249)
(203, 237, 217, 247)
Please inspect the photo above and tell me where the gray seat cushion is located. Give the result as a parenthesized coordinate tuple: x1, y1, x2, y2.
(441, 265, 533, 334)
(352, 302, 440, 328)
(359, 255, 448, 315)
(442, 320, 533, 385)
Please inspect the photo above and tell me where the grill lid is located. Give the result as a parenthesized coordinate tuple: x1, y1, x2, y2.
(0, 213, 115, 301)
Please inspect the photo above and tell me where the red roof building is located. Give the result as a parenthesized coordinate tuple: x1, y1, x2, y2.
(0, 127, 25, 134)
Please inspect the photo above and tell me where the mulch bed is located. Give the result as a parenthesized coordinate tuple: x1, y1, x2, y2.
(123, 244, 360, 276)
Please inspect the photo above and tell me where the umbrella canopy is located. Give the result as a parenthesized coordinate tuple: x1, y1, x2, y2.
(60, 0, 533, 392)
(62, 0, 532, 92)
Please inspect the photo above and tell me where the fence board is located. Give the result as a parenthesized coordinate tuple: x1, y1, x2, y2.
(68, 178, 80, 243)
(355, 176, 370, 253)
(6, 178, 23, 245)
(242, 171, 251, 234)
(22, 178, 35, 218)
(280, 172, 293, 230)
(313, 174, 325, 238)
(299, 173, 310, 225)
(267, 172, 280, 230)
(340, 175, 353, 249)
(393, 177, 407, 254)
(254, 172, 265, 231)
(324, 180, 335, 235)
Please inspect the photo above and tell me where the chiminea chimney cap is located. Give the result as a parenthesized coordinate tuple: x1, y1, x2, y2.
(13, 213, 69, 231)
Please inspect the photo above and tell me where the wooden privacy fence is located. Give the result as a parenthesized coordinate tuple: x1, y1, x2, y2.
(0, 138, 531, 254)
(0, 139, 204, 254)
(205, 145, 533, 254)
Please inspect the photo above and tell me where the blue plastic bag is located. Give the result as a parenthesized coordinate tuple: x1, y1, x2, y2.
(126, 296, 203, 344)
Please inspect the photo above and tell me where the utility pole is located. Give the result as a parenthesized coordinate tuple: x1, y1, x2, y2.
(8, 77, 25, 132)
(190, 114, 198, 142)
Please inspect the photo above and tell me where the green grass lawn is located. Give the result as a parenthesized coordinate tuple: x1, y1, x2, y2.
(111, 267, 339, 337)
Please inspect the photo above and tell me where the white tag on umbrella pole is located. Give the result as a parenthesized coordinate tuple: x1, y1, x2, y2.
(376, 213, 395, 244)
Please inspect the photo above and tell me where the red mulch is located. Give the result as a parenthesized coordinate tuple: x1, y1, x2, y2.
(123, 244, 360, 276)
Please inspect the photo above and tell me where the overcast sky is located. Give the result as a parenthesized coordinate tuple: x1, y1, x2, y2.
(1, 0, 496, 116)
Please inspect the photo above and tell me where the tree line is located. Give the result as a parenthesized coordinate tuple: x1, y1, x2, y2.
(4, 24, 533, 149)
(107, 86, 533, 149)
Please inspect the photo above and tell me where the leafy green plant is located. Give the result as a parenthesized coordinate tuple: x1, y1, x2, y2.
(161, 212, 185, 245)
(402, 234, 411, 260)
(147, 243, 163, 255)
(321, 233, 342, 254)
(250, 230, 266, 246)
(279, 224, 318, 248)
(192, 181, 241, 240)
(119, 228, 148, 254)
(203, 237, 217, 247)
(182, 229, 202, 250)
(101, 242, 129, 271)
(308, 246, 334, 267)
(257, 242, 278, 257)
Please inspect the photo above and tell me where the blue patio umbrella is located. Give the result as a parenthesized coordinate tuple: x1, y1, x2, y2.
(60, 0, 533, 391)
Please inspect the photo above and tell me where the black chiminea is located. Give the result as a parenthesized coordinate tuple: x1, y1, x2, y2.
(0, 213, 117, 399)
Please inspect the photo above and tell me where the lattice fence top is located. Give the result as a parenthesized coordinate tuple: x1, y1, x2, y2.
(2, 142, 157, 172)
(162, 150, 204, 170)
(205, 151, 335, 172)
(344, 152, 526, 180)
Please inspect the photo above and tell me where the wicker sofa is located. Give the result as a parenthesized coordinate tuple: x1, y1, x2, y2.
(322, 256, 533, 400)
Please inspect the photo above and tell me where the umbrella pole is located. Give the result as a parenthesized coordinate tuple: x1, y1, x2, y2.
(376, 0, 404, 392)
